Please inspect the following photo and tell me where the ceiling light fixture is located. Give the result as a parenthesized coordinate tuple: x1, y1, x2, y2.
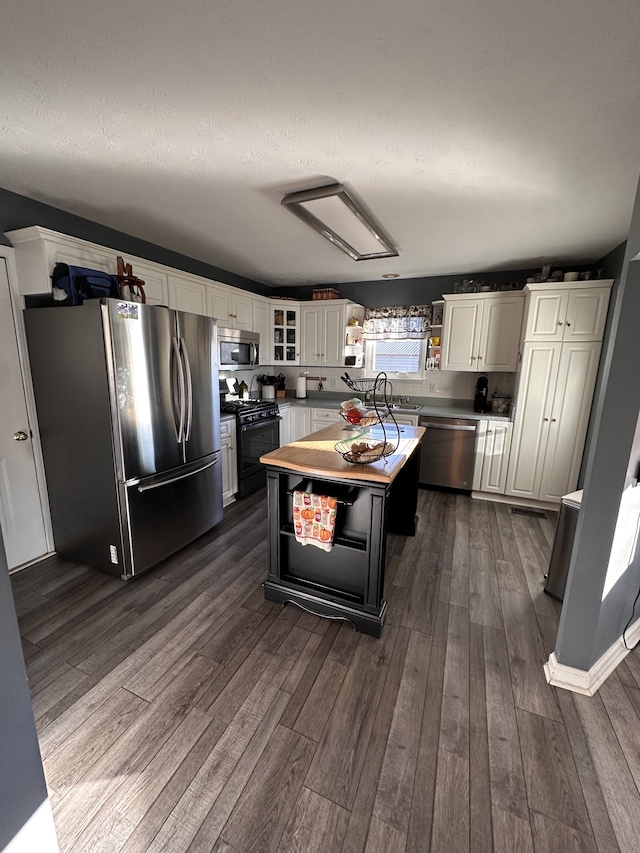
(281, 183, 398, 261)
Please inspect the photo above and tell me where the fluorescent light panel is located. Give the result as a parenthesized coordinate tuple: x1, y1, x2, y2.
(281, 183, 398, 261)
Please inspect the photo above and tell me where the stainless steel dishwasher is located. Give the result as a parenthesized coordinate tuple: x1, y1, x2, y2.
(418, 416, 478, 490)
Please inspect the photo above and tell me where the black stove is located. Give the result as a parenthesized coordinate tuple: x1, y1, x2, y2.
(220, 398, 280, 425)
(220, 398, 281, 498)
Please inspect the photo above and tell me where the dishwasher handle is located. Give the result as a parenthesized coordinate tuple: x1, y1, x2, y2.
(419, 421, 477, 432)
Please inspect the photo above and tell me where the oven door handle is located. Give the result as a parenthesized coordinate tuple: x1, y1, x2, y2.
(240, 417, 282, 433)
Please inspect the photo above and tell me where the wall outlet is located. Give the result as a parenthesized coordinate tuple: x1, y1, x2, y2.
(428, 381, 439, 392)
(329, 378, 336, 389)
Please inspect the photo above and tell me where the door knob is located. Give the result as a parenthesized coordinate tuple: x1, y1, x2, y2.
(14, 430, 29, 441)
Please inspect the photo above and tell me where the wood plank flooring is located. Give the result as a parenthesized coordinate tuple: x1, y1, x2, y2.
(11, 488, 640, 852)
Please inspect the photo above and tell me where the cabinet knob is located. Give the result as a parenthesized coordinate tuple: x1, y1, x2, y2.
(558, 321, 563, 326)
(551, 418, 557, 422)
(544, 417, 549, 422)
(566, 322, 571, 327)
(471, 356, 476, 361)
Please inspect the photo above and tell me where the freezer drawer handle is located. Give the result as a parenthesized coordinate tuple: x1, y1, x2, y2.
(136, 457, 218, 492)
(420, 422, 477, 431)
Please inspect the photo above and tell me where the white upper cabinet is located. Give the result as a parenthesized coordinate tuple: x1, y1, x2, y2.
(441, 293, 524, 372)
(300, 300, 364, 367)
(207, 283, 253, 330)
(168, 274, 207, 315)
(128, 261, 168, 306)
(522, 281, 612, 342)
(271, 302, 300, 366)
(252, 297, 271, 364)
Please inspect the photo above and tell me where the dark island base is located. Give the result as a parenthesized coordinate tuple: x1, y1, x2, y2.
(262, 438, 421, 638)
(263, 581, 387, 637)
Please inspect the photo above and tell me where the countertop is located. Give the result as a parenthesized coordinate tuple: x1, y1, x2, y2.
(276, 396, 511, 422)
(260, 423, 425, 485)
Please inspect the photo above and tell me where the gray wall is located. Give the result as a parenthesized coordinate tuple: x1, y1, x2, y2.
(0, 186, 270, 296)
(275, 268, 594, 308)
(2, 185, 598, 309)
(0, 532, 58, 851)
(555, 175, 640, 670)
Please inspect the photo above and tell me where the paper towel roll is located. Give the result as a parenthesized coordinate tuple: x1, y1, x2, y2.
(296, 376, 307, 398)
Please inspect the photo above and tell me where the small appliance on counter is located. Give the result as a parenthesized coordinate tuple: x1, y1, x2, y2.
(473, 373, 490, 413)
(296, 375, 307, 398)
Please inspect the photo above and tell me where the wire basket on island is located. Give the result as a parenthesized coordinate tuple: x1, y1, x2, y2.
(334, 438, 396, 464)
(336, 371, 400, 463)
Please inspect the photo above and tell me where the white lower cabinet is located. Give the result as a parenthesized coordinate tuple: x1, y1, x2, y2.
(474, 420, 513, 494)
(290, 408, 310, 442)
(391, 414, 419, 427)
(505, 340, 601, 503)
(220, 417, 238, 507)
(278, 404, 291, 447)
(310, 407, 342, 433)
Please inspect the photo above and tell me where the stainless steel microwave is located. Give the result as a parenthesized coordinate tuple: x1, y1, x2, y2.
(218, 327, 260, 370)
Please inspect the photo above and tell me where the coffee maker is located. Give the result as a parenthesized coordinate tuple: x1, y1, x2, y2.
(473, 373, 490, 413)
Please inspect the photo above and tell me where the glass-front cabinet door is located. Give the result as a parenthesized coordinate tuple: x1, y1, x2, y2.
(272, 303, 299, 365)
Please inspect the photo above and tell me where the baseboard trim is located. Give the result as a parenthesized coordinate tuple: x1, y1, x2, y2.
(544, 618, 640, 695)
(471, 491, 559, 511)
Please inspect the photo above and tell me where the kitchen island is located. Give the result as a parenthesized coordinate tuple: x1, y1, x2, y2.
(259, 422, 425, 636)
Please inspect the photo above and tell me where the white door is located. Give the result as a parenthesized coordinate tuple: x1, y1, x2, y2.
(523, 290, 568, 342)
(322, 303, 345, 366)
(301, 305, 322, 366)
(564, 287, 610, 342)
(169, 275, 206, 315)
(480, 421, 513, 494)
(230, 293, 253, 330)
(441, 299, 482, 371)
(0, 255, 49, 568)
(252, 299, 271, 365)
(290, 408, 310, 442)
(505, 342, 560, 500)
(478, 297, 524, 371)
(538, 342, 602, 502)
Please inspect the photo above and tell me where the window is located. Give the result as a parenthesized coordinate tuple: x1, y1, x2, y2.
(367, 338, 424, 377)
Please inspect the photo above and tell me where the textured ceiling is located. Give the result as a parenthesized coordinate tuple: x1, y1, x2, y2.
(1, 0, 640, 286)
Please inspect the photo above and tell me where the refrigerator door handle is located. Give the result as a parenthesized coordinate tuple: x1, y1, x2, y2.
(180, 337, 194, 441)
(135, 456, 219, 492)
(171, 337, 186, 442)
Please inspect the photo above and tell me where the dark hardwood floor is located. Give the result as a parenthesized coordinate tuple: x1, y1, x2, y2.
(11, 488, 640, 852)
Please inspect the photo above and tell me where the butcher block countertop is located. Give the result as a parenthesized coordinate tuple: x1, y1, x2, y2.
(260, 423, 425, 485)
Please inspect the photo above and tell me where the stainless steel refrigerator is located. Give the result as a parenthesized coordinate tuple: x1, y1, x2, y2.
(25, 299, 223, 579)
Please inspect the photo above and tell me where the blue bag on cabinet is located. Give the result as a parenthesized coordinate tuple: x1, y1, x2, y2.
(51, 263, 121, 305)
